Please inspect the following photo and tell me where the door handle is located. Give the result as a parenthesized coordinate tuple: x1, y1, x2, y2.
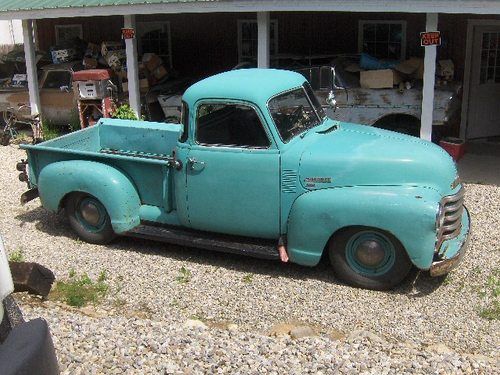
(187, 157, 206, 170)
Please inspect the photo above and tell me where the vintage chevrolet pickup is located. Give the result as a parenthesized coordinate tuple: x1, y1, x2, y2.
(18, 69, 470, 290)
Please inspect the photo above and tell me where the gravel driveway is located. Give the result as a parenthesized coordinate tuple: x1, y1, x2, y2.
(1, 144, 499, 374)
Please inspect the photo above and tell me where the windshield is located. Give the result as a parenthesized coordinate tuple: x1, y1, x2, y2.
(268, 83, 326, 142)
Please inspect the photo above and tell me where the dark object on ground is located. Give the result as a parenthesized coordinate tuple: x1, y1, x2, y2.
(0, 296, 59, 375)
(9, 262, 55, 298)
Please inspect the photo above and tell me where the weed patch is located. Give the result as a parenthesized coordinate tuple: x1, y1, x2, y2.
(242, 274, 254, 283)
(51, 270, 109, 307)
(478, 269, 500, 320)
(176, 266, 191, 284)
(8, 248, 25, 262)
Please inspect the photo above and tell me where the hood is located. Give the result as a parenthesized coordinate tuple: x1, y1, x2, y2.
(298, 122, 457, 195)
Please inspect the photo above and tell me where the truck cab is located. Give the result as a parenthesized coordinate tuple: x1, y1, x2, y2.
(20, 69, 470, 290)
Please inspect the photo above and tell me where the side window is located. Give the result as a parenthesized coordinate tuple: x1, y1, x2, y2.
(179, 101, 189, 142)
(196, 104, 270, 148)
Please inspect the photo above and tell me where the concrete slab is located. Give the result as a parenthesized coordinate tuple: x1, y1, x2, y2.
(457, 140, 500, 186)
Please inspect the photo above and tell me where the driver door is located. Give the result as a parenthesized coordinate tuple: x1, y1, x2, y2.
(186, 101, 280, 239)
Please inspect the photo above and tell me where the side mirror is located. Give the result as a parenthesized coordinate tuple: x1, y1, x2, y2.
(331, 67, 346, 90)
(59, 85, 70, 93)
(326, 91, 337, 111)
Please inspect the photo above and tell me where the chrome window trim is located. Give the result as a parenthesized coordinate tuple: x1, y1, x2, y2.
(266, 84, 323, 144)
(194, 100, 273, 150)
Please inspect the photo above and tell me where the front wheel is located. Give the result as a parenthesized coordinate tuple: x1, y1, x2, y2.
(329, 227, 412, 290)
(65, 192, 116, 244)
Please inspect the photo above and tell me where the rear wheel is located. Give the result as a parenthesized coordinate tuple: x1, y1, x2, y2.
(65, 192, 116, 244)
(329, 226, 412, 290)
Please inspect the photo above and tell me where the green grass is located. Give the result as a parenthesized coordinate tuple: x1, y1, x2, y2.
(51, 270, 109, 307)
(176, 266, 191, 284)
(478, 269, 500, 321)
(480, 301, 500, 320)
(8, 248, 25, 262)
(242, 273, 254, 283)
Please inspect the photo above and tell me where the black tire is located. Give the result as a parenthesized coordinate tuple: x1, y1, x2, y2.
(328, 226, 412, 290)
(65, 192, 116, 244)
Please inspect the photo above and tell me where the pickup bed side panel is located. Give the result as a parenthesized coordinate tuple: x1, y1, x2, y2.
(286, 186, 440, 269)
(37, 160, 141, 233)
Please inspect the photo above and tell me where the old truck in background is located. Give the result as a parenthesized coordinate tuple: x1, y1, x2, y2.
(296, 56, 461, 137)
(0, 62, 82, 128)
(18, 69, 469, 290)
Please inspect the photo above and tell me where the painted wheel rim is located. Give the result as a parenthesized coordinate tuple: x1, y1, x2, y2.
(345, 231, 396, 276)
(75, 197, 106, 232)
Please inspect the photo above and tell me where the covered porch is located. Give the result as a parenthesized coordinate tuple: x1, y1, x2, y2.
(1, 1, 500, 142)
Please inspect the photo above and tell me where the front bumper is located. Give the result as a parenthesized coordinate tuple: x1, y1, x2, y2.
(429, 207, 470, 277)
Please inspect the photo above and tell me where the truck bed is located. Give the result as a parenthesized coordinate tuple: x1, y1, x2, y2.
(21, 119, 182, 213)
(28, 118, 181, 159)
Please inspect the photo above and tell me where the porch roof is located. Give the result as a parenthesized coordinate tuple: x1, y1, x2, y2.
(1, 0, 499, 20)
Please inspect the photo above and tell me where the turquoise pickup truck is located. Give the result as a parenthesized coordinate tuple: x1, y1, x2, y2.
(18, 69, 469, 290)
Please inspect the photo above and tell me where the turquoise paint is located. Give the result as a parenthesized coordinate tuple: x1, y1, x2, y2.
(294, 121, 457, 193)
(37, 160, 141, 233)
(21, 69, 469, 273)
(286, 185, 442, 269)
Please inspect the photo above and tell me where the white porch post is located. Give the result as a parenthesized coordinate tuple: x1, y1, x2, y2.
(420, 13, 438, 141)
(257, 12, 270, 68)
(22, 19, 40, 118)
(124, 14, 141, 118)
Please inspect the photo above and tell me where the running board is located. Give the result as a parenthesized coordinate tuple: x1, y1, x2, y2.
(126, 224, 280, 260)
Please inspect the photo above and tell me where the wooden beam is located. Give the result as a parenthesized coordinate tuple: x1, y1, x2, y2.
(2, 1, 500, 21)
(22, 19, 40, 119)
(420, 13, 438, 141)
(124, 14, 141, 118)
(257, 12, 270, 68)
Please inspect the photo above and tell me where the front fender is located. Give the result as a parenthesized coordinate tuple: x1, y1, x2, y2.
(286, 186, 440, 269)
(38, 160, 141, 233)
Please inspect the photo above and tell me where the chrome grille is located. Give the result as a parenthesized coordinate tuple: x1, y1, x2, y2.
(436, 188, 464, 254)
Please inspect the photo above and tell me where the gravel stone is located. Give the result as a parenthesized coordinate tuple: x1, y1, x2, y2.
(0, 144, 498, 373)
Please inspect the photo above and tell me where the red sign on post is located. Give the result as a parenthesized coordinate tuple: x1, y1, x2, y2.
(420, 31, 441, 46)
(121, 28, 135, 40)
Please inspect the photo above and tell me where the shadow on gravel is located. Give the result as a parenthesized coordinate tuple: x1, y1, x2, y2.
(16, 207, 446, 294)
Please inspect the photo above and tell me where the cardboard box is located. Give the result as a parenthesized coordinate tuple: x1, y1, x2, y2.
(50, 48, 77, 64)
(438, 59, 454, 81)
(152, 65, 168, 80)
(104, 50, 126, 70)
(122, 78, 149, 93)
(394, 57, 424, 80)
(83, 57, 98, 69)
(142, 53, 163, 72)
(85, 43, 100, 58)
(360, 69, 401, 89)
(101, 41, 123, 57)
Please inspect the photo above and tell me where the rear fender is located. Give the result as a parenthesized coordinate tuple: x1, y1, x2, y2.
(38, 160, 141, 233)
(286, 186, 440, 269)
